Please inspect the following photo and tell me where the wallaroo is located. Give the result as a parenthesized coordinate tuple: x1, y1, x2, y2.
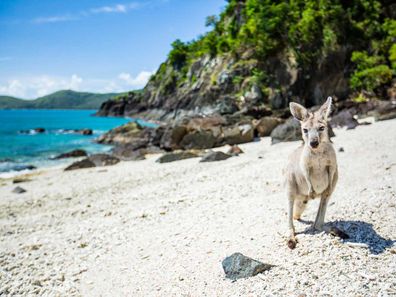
(284, 96, 339, 249)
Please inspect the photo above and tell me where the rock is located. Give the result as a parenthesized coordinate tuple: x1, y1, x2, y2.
(200, 151, 232, 162)
(112, 145, 146, 161)
(375, 111, 396, 121)
(156, 151, 199, 163)
(271, 118, 302, 144)
(215, 98, 239, 115)
(52, 149, 87, 159)
(330, 110, 359, 129)
(244, 84, 263, 103)
(13, 178, 31, 184)
(89, 154, 120, 166)
(339, 147, 345, 152)
(222, 252, 272, 280)
(13, 165, 36, 171)
(254, 117, 284, 137)
(227, 145, 244, 156)
(271, 118, 335, 144)
(34, 128, 45, 133)
(96, 122, 145, 145)
(64, 159, 96, 171)
(223, 123, 254, 145)
(12, 186, 27, 194)
(160, 125, 187, 150)
(180, 131, 217, 150)
(77, 129, 93, 135)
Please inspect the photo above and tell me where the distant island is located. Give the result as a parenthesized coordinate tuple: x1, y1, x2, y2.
(0, 90, 124, 110)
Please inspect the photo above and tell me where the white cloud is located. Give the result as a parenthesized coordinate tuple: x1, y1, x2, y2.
(0, 74, 83, 99)
(32, 2, 141, 24)
(0, 71, 152, 99)
(119, 71, 153, 87)
(0, 79, 25, 98)
(91, 4, 127, 14)
(33, 15, 76, 24)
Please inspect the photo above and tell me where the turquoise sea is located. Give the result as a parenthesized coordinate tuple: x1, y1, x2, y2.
(0, 110, 151, 175)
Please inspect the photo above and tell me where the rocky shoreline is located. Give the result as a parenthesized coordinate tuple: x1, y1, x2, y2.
(88, 99, 396, 167)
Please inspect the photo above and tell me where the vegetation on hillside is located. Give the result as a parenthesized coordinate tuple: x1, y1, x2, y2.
(0, 90, 122, 109)
(153, 0, 395, 97)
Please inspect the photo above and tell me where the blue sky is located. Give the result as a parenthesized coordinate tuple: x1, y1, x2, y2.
(0, 0, 226, 98)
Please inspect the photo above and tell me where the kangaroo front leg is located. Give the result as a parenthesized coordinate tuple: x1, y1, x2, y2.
(302, 167, 315, 198)
(287, 198, 297, 249)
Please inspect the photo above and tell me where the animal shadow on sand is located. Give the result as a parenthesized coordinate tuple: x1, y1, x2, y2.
(297, 220, 395, 254)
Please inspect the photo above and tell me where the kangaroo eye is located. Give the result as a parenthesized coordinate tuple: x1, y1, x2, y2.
(303, 129, 308, 134)
(319, 126, 325, 131)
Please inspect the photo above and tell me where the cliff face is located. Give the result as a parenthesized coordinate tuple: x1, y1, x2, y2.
(97, 0, 396, 121)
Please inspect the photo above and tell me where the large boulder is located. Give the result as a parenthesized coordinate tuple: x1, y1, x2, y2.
(96, 122, 145, 145)
(112, 145, 146, 161)
(52, 149, 87, 159)
(330, 110, 359, 130)
(180, 131, 217, 150)
(271, 118, 335, 144)
(160, 125, 187, 151)
(271, 118, 302, 144)
(89, 154, 120, 166)
(65, 154, 120, 171)
(254, 117, 284, 137)
(65, 159, 96, 171)
(223, 123, 254, 145)
(222, 253, 273, 280)
(156, 151, 199, 163)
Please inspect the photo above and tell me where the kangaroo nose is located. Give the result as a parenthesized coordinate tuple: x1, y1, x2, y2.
(310, 140, 319, 148)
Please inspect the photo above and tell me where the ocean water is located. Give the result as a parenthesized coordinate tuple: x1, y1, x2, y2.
(0, 109, 150, 175)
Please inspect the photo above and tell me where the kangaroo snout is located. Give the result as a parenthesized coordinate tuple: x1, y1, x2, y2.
(310, 140, 319, 148)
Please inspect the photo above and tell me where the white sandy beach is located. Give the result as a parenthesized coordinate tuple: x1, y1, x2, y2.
(0, 119, 395, 296)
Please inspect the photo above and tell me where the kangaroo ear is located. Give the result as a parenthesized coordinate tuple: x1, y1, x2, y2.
(290, 102, 308, 121)
(318, 96, 332, 120)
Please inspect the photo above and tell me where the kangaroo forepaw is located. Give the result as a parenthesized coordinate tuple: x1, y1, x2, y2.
(308, 188, 316, 199)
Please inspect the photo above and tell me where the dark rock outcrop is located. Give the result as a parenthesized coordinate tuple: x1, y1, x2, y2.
(13, 178, 31, 184)
(180, 130, 217, 150)
(89, 154, 120, 167)
(34, 128, 45, 133)
(200, 151, 232, 162)
(222, 252, 273, 280)
(271, 118, 302, 144)
(271, 118, 335, 144)
(64, 154, 120, 171)
(330, 110, 359, 130)
(112, 145, 147, 161)
(52, 149, 87, 159)
(254, 117, 284, 137)
(12, 186, 27, 194)
(156, 151, 199, 163)
(78, 129, 93, 135)
(65, 159, 96, 171)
